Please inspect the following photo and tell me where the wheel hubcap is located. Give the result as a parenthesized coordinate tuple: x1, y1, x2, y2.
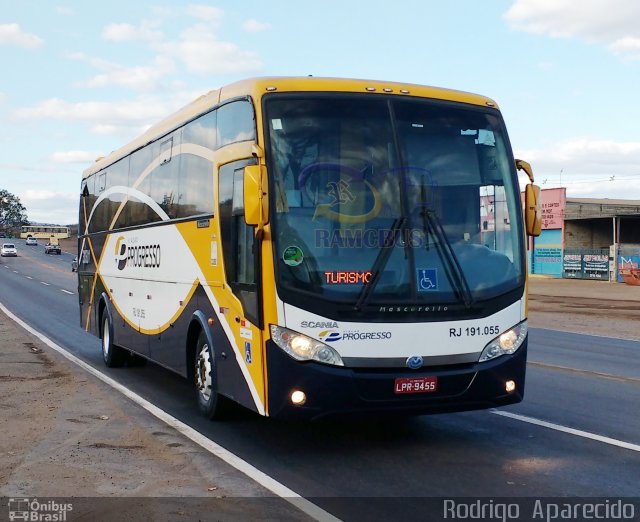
(196, 343, 212, 401)
(102, 318, 109, 358)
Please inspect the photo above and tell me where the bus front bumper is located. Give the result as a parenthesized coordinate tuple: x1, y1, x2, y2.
(265, 339, 527, 421)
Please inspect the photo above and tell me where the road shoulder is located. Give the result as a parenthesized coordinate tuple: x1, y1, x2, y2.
(527, 278, 640, 341)
(0, 308, 311, 521)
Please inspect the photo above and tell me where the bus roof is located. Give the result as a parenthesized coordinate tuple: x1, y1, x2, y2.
(83, 76, 500, 179)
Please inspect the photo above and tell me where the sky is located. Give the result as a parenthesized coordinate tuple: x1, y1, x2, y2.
(1, 0, 640, 225)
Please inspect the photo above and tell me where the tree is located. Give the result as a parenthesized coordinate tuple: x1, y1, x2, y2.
(0, 189, 29, 234)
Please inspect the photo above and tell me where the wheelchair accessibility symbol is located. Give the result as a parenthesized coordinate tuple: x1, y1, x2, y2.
(417, 268, 438, 291)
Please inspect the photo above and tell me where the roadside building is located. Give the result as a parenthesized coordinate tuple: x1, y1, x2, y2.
(526, 188, 565, 277)
(523, 188, 640, 281)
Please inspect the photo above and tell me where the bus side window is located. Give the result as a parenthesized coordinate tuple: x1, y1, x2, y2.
(81, 175, 96, 233)
(217, 100, 256, 148)
(98, 172, 106, 193)
(232, 168, 255, 285)
(219, 159, 260, 325)
(150, 130, 181, 219)
(178, 111, 216, 218)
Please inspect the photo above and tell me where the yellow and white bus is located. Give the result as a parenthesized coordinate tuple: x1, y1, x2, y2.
(21, 225, 70, 239)
(78, 77, 540, 420)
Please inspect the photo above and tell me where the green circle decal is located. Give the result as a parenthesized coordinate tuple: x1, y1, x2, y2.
(283, 245, 304, 267)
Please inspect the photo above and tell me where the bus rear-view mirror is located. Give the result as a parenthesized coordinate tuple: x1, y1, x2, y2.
(244, 165, 269, 227)
(524, 183, 542, 237)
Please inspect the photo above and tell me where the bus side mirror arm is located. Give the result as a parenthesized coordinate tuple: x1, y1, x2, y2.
(515, 159, 534, 183)
(516, 159, 542, 237)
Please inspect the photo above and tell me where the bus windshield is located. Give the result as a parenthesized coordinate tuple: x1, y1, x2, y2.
(265, 94, 524, 313)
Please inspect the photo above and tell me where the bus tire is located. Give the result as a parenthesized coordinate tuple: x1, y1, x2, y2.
(194, 330, 231, 420)
(101, 313, 126, 368)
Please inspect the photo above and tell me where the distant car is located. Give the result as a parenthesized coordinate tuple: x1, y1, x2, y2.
(44, 243, 61, 255)
(71, 257, 78, 272)
(1, 243, 18, 257)
(25, 237, 38, 246)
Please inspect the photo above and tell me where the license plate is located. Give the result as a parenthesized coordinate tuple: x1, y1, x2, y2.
(394, 376, 438, 394)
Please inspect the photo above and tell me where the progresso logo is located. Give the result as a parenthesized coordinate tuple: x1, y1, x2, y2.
(115, 236, 127, 270)
(319, 330, 342, 342)
(114, 236, 161, 271)
(318, 330, 393, 343)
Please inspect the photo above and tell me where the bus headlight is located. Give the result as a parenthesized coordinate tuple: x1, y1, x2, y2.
(479, 321, 528, 363)
(270, 325, 344, 366)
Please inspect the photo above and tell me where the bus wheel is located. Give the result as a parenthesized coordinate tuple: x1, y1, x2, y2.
(194, 331, 231, 420)
(101, 314, 126, 367)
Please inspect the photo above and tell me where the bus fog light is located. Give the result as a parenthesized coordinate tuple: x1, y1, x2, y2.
(505, 380, 516, 393)
(290, 390, 307, 405)
(479, 321, 527, 362)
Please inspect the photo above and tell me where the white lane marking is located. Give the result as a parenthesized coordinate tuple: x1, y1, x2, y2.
(60, 289, 74, 295)
(26, 276, 33, 280)
(529, 360, 640, 385)
(12, 270, 18, 273)
(40, 282, 50, 286)
(492, 410, 640, 453)
(532, 326, 640, 343)
(0, 301, 341, 522)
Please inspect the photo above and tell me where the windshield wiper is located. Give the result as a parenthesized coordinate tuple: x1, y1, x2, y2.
(421, 206, 474, 309)
(354, 216, 406, 311)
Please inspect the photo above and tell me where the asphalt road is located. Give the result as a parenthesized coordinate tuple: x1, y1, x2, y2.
(2, 244, 639, 521)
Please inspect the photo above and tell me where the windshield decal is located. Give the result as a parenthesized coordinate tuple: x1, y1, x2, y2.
(417, 268, 439, 291)
(282, 245, 304, 266)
